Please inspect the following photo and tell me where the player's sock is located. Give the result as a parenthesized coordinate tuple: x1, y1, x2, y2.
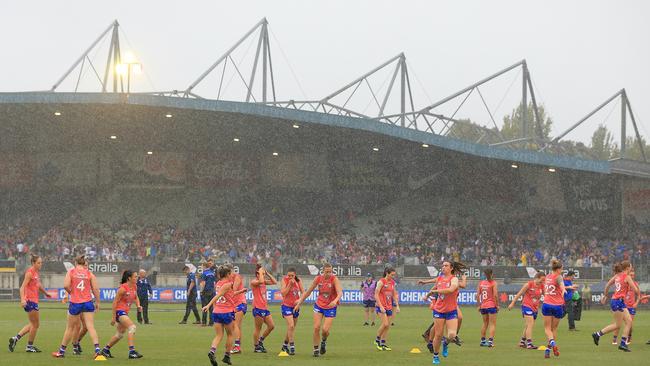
(380, 339, 386, 345)
(259, 336, 265, 342)
(520, 337, 526, 345)
(94, 344, 100, 354)
(526, 339, 533, 345)
(488, 338, 493, 346)
(548, 339, 556, 348)
(234, 339, 240, 346)
(15, 334, 22, 341)
(28, 341, 34, 347)
(210, 346, 216, 354)
(481, 337, 485, 342)
(596, 331, 604, 337)
(620, 337, 627, 347)
(59, 345, 67, 355)
(612, 335, 617, 342)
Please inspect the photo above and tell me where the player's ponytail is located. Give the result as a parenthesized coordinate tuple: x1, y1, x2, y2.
(121, 270, 134, 284)
(30, 253, 41, 264)
(613, 262, 622, 273)
(550, 259, 562, 271)
(218, 265, 231, 280)
(451, 261, 467, 276)
(619, 260, 631, 272)
(484, 268, 494, 281)
(75, 255, 87, 266)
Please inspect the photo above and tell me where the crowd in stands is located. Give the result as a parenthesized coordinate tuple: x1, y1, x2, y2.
(1, 210, 648, 271)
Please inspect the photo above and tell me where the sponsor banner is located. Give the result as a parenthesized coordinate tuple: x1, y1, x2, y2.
(42, 288, 649, 307)
(41, 261, 140, 274)
(560, 172, 620, 214)
(190, 153, 259, 187)
(403, 265, 603, 281)
(159, 262, 259, 274)
(292, 264, 386, 278)
(0, 260, 16, 272)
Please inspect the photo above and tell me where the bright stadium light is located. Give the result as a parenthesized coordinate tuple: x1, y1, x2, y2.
(372, 147, 379, 152)
(233, 138, 240, 142)
(54, 111, 62, 116)
(511, 164, 518, 169)
(422, 144, 429, 148)
(272, 152, 279, 156)
(115, 53, 142, 93)
(147, 151, 153, 155)
(548, 167, 556, 172)
(165, 113, 173, 118)
(292, 124, 300, 129)
(110, 135, 117, 140)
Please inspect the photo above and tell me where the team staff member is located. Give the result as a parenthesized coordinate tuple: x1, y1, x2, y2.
(361, 274, 377, 326)
(136, 269, 152, 325)
(200, 259, 217, 326)
(179, 265, 201, 324)
(563, 270, 578, 331)
(9, 254, 52, 353)
(294, 263, 343, 358)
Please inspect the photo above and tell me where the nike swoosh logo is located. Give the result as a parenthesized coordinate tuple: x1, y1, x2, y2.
(408, 171, 442, 190)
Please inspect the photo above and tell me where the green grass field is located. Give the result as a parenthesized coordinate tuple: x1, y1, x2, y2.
(1, 302, 648, 366)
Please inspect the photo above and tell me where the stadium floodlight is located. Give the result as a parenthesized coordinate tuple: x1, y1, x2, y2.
(147, 151, 153, 155)
(110, 135, 117, 140)
(292, 124, 300, 129)
(165, 113, 173, 118)
(511, 164, 518, 169)
(372, 147, 380, 152)
(548, 168, 556, 172)
(272, 152, 279, 156)
(422, 144, 429, 148)
(54, 111, 62, 116)
(115, 54, 142, 93)
(233, 138, 240, 142)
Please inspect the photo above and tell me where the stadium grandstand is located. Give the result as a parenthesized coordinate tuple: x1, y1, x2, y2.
(1, 18, 649, 296)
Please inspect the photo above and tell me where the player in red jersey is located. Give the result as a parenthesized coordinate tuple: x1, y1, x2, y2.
(508, 271, 545, 349)
(611, 269, 648, 345)
(592, 260, 640, 352)
(98, 270, 143, 359)
(230, 267, 247, 354)
(374, 267, 399, 351)
(477, 268, 499, 347)
(294, 263, 343, 357)
(250, 264, 277, 353)
(52, 255, 102, 359)
(9, 254, 51, 353)
(541, 260, 567, 359)
(65, 261, 94, 356)
(279, 267, 304, 355)
(202, 265, 247, 366)
(426, 261, 461, 365)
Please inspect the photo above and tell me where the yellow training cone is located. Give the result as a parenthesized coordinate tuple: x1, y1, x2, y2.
(537, 346, 547, 351)
(278, 351, 290, 357)
(94, 355, 108, 361)
(410, 347, 422, 354)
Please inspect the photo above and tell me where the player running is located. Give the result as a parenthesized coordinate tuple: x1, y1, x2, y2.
(361, 274, 377, 326)
(294, 263, 343, 357)
(52, 255, 102, 359)
(426, 261, 461, 365)
(279, 267, 303, 355)
(611, 269, 649, 345)
(508, 271, 545, 349)
(203, 266, 247, 366)
(541, 259, 567, 359)
(100, 270, 143, 359)
(374, 267, 399, 351)
(592, 260, 640, 352)
(9, 254, 52, 353)
(250, 264, 277, 353)
(477, 269, 499, 347)
(230, 266, 247, 354)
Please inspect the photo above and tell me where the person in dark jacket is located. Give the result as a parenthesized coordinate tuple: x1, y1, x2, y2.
(179, 265, 201, 324)
(199, 259, 216, 326)
(136, 269, 153, 324)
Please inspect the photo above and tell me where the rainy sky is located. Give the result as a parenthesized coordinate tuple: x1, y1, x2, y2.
(3, 0, 649, 143)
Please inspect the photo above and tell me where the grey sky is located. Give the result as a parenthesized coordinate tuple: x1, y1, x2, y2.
(3, 0, 649, 144)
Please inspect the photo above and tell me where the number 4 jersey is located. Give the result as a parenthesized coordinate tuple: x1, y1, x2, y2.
(69, 267, 93, 304)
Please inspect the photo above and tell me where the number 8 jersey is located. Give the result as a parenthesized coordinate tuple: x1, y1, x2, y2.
(69, 267, 93, 304)
(543, 273, 564, 306)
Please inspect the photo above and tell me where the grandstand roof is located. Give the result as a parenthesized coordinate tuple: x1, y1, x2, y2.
(0, 91, 648, 178)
